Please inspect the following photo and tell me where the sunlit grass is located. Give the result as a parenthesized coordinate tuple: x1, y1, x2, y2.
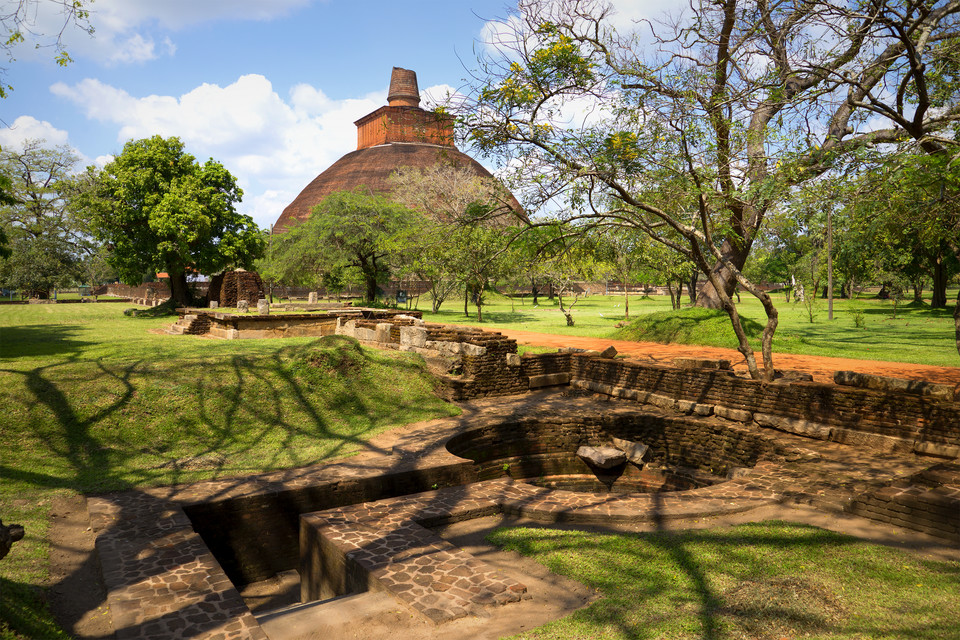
(417, 289, 959, 367)
(491, 522, 960, 640)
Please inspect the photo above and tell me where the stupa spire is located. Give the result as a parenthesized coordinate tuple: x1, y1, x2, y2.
(387, 67, 420, 107)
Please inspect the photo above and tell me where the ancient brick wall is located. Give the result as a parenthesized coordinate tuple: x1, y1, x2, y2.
(570, 356, 960, 451)
(520, 353, 571, 377)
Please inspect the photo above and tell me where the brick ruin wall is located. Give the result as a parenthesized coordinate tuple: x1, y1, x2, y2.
(569, 356, 960, 455)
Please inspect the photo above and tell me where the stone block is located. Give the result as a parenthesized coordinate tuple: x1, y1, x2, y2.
(830, 428, 911, 453)
(209, 301, 219, 309)
(429, 341, 463, 355)
(528, 373, 571, 389)
(753, 413, 832, 440)
(236, 300, 249, 313)
(256, 299, 270, 315)
(646, 393, 678, 411)
(462, 344, 487, 357)
(676, 399, 697, 414)
(374, 323, 393, 343)
(611, 437, 649, 464)
(599, 345, 618, 359)
(576, 445, 626, 469)
(355, 327, 376, 342)
(308, 291, 318, 303)
(714, 405, 753, 422)
(692, 403, 714, 416)
(913, 441, 960, 459)
(400, 326, 428, 348)
(505, 353, 521, 367)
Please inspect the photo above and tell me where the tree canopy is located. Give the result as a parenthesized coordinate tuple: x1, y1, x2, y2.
(0, 139, 87, 296)
(265, 188, 418, 303)
(83, 135, 263, 306)
(463, 0, 960, 378)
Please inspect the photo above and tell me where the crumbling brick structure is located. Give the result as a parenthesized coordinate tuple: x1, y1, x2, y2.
(208, 270, 266, 308)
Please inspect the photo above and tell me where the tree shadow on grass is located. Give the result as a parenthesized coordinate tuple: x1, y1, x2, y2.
(0, 324, 92, 360)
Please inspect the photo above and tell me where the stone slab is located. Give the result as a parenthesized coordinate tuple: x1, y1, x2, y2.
(576, 445, 627, 469)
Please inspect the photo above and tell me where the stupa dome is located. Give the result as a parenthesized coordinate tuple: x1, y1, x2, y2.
(273, 67, 522, 232)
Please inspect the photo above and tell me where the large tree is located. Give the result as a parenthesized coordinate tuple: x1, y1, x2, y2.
(0, 139, 86, 296)
(464, 0, 960, 379)
(84, 136, 263, 306)
(267, 189, 417, 303)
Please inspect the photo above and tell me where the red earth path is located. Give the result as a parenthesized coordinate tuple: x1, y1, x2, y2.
(496, 328, 960, 387)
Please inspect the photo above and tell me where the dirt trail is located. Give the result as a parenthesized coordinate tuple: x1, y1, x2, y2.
(497, 328, 960, 386)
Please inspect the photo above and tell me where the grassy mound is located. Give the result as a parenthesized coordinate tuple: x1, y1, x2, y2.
(612, 307, 764, 349)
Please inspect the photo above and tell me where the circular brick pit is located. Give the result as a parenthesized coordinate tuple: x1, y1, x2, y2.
(445, 412, 770, 498)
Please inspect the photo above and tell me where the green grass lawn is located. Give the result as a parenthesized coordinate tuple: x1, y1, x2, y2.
(490, 522, 960, 640)
(0, 302, 459, 639)
(417, 290, 960, 367)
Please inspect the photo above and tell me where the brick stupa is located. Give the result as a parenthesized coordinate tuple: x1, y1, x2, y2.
(273, 67, 522, 232)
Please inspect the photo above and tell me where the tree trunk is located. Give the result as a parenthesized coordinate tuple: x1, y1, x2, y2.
(464, 284, 469, 316)
(932, 256, 948, 308)
(623, 290, 629, 320)
(912, 277, 925, 304)
(687, 269, 699, 303)
(955, 288, 960, 361)
(695, 238, 750, 308)
(168, 271, 192, 307)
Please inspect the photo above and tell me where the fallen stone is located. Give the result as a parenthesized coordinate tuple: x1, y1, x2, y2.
(236, 300, 249, 313)
(209, 301, 218, 309)
(256, 299, 270, 315)
(611, 437, 649, 464)
(576, 445, 626, 469)
(599, 345, 618, 359)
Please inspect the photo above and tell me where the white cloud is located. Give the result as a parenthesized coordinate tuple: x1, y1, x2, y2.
(0, 116, 70, 151)
(51, 74, 385, 229)
(12, 0, 312, 65)
(92, 0, 314, 31)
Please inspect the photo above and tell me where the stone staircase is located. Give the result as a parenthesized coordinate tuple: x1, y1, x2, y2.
(168, 313, 211, 335)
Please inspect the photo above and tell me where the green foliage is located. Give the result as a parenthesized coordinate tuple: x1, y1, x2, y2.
(0, 0, 94, 99)
(264, 189, 417, 302)
(489, 522, 960, 640)
(0, 140, 86, 295)
(83, 136, 263, 305)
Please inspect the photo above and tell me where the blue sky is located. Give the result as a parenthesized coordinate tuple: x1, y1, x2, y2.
(0, 0, 677, 230)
